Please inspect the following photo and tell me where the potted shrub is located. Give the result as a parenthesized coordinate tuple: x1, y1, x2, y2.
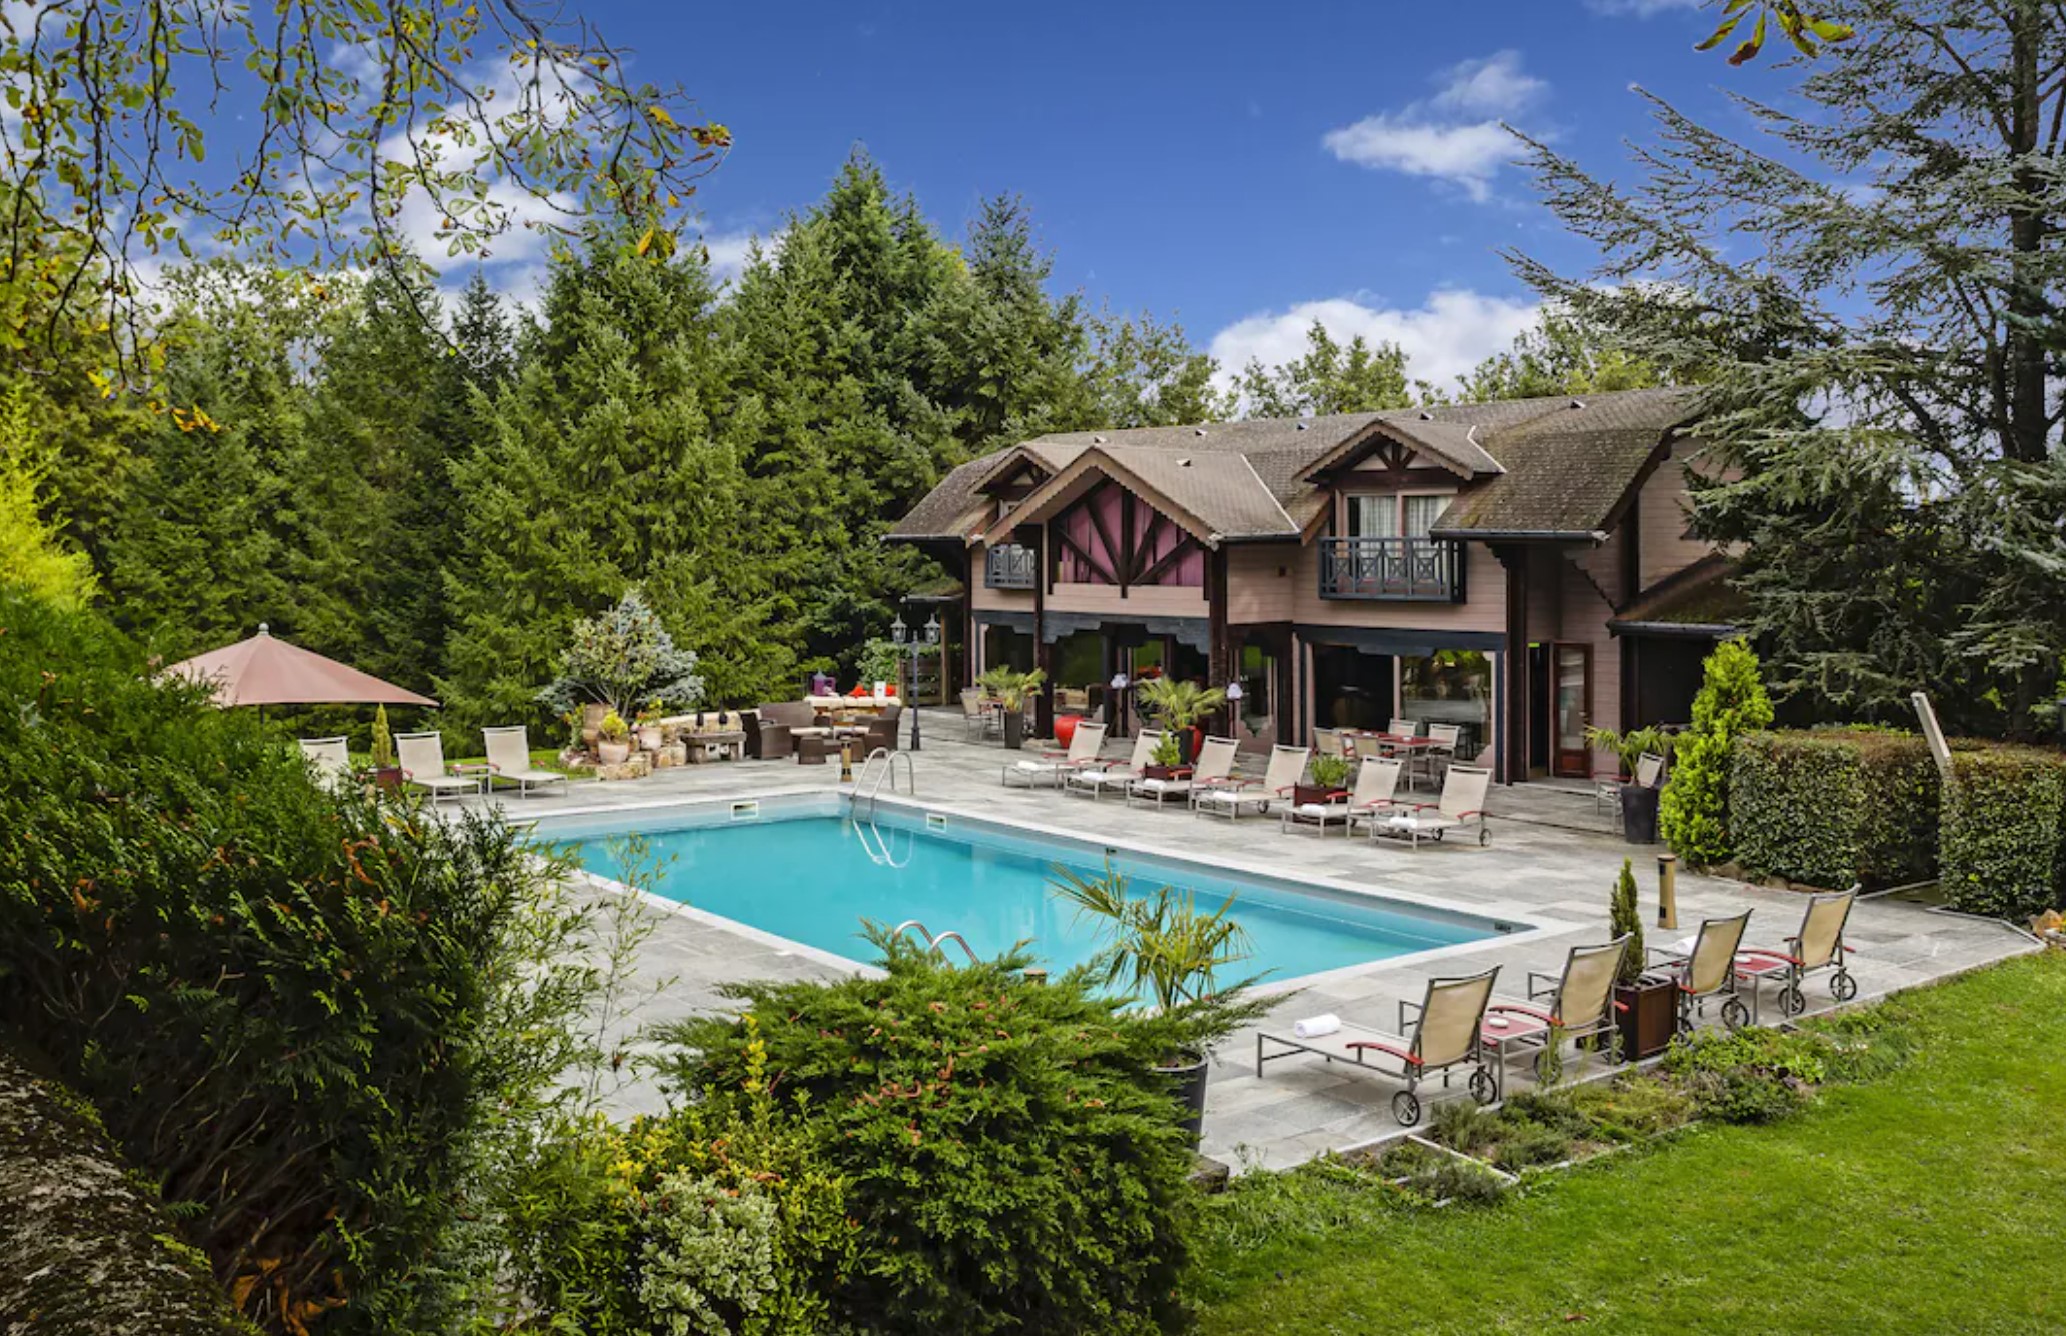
(1294, 752, 1354, 809)
(1134, 678, 1227, 764)
(1142, 730, 1186, 782)
(1050, 863, 1272, 1145)
(365, 704, 404, 792)
(635, 703, 666, 752)
(596, 710, 633, 766)
(1585, 724, 1674, 845)
(1607, 858, 1675, 1060)
(980, 666, 1045, 749)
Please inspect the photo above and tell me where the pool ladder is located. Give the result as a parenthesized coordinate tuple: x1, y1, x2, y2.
(891, 919, 979, 966)
(852, 747, 913, 819)
(854, 820, 913, 869)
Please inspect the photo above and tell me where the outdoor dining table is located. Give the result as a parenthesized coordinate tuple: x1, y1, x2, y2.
(1346, 732, 1443, 789)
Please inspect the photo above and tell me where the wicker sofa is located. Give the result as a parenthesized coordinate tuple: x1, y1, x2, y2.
(742, 700, 822, 759)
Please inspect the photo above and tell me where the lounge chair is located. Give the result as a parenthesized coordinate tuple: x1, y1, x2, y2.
(1370, 763, 1492, 848)
(298, 735, 351, 791)
(1339, 756, 1408, 838)
(1127, 735, 1236, 809)
(1733, 887, 1859, 1019)
(395, 730, 482, 805)
(1256, 967, 1502, 1127)
(1002, 720, 1107, 788)
(1282, 753, 1399, 837)
(1193, 744, 1308, 820)
(1650, 910, 1753, 1033)
(1065, 728, 1164, 800)
(1485, 936, 1632, 1086)
(482, 726, 568, 798)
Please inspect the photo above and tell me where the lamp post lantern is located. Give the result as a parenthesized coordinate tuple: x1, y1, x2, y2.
(891, 611, 939, 752)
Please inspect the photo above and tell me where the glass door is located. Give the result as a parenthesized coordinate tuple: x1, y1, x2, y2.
(1553, 644, 1592, 778)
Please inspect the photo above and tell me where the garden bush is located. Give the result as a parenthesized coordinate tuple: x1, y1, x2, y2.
(1938, 743, 2066, 919)
(0, 589, 597, 1332)
(1730, 728, 1939, 888)
(1660, 639, 1773, 866)
(661, 932, 1200, 1336)
(1663, 1027, 1834, 1124)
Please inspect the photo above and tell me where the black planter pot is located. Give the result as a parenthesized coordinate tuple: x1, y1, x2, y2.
(1613, 976, 1677, 1060)
(1001, 709, 1025, 750)
(1620, 782, 1661, 845)
(1173, 726, 1196, 765)
(1155, 1051, 1209, 1144)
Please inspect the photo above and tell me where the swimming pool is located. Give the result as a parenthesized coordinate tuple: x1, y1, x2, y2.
(534, 796, 1516, 985)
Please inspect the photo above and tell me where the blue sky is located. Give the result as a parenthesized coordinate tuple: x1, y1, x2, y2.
(477, 0, 1795, 390)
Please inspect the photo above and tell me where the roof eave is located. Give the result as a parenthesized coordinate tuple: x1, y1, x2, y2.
(1606, 619, 1742, 639)
(1432, 528, 1610, 543)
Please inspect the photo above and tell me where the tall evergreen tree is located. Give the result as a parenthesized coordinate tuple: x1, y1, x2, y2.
(440, 233, 785, 730)
(1081, 309, 1227, 428)
(1511, 0, 2066, 733)
(1231, 321, 1413, 418)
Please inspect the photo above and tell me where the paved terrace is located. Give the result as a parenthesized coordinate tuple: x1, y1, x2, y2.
(464, 709, 2039, 1171)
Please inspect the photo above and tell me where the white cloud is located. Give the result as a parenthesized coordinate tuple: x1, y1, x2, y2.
(1208, 289, 1541, 398)
(1429, 50, 1547, 117)
(1321, 49, 1545, 202)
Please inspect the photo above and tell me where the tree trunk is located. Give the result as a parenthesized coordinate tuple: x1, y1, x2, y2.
(2005, 0, 2049, 466)
(0, 1040, 253, 1334)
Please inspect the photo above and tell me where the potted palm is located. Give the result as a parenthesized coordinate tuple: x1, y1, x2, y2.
(980, 666, 1045, 749)
(1134, 677, 1227, 764)
(1584, 725, 1674, 845)
(1294, 752, 1354, 809)
(1142, 730, 1186, 782)
(596, 709, 633, 766)
(1608, 858, 1674, 1060)
(1050, 863, 1273, 1145)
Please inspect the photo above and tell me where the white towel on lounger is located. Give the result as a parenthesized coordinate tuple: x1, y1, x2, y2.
(1293, 1014, 1341, 1039)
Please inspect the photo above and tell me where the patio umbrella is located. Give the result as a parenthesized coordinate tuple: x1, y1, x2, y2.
(161, 624, 438, 709)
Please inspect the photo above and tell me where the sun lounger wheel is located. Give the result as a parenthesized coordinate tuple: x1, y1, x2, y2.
(1720, 996, 1751, 1031)
(1392, 1090, 1422, 1127)
(1469, 1068, 1497, 1105)
(1830, 970, 1857, 1002)
(1777, 982, 1806, 1017)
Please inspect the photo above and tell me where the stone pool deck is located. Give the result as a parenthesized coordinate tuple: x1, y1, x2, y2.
(464, 710, 2040, 1171)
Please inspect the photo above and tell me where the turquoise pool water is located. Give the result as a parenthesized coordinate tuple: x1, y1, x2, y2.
(541, 805, 1507, 982)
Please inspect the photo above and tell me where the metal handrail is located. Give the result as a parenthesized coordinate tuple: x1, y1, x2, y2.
(889, 919, 978, 966)
(855, 819, 913, 869)
(1318, 535, 1466, 603)
(853, 747, 914, 819)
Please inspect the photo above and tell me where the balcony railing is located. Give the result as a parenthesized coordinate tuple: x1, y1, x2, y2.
(1318, 536, 1466, 603)
(985, 544, 1037, 590)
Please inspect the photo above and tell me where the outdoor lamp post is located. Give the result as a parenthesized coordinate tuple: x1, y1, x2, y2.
(891, 612, 939, 752)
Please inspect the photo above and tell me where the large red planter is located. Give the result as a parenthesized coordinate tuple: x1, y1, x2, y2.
(1054, 714, 1084, 748)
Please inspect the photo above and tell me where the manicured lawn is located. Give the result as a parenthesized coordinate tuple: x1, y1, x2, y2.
(1194, 953, 2066, 1334)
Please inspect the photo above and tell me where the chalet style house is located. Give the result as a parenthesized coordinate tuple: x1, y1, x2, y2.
(888, 387, 1741, 783)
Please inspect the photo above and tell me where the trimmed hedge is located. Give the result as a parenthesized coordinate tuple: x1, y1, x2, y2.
(1731, 729, 1939, 889)
(1939, 744, 2066, 919)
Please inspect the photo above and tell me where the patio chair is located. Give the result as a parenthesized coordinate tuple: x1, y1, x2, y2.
(395, 730, 481, 805)
(1734, 888, 1859, 1019)
(1370, 763, 1492, 848)
(1341, 757, 1409, 839)
(1388, 717, 1421, 740)
(1128, 735, 1237, 809)
(297, 736, 351, 791)
(1256, 967, 1501, 1127)
(481, 726, 569, 798)
(857, 703, 902, 754)
(1002, 720, 1106, 788)
(1065, 728, 1164, 800)
(1485, 936, 1632, 1085)
(960, 688, 997, 741)
(1650, 910, 1753, 1034)
(1285, 753, 1399, 837)
(1423, 722, 1462, 786)
(1596, 752, 1666, 827)
(1193, 744, 1308, 820)
(1313, 726, 1349, 760)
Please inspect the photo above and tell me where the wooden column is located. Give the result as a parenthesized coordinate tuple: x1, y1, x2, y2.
(961, 548, 977, 689)
(1207, 546, 1232, 736)
(1494, 544, 1530, 785)
(1032, 527, 1053, 739)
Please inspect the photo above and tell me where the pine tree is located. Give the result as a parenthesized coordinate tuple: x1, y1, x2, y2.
(1232, 321, 1412, 418)
(0, 384, 97, 607)
(440, 232, 786, 730)
(1660, 640, 1774, 867)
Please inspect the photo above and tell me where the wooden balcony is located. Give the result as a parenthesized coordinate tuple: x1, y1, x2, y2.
(984, 544, 1037, 590)
(1318, 536, 1467, 603)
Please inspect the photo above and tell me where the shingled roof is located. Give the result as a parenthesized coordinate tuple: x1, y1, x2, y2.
(887, 386, 1704, 545)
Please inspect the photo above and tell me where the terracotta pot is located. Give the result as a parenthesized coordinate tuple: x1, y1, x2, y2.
(597, 739, 631, 766)
(581, 702, 609, 746)
(371, 765, 404, 793)
(1143, 764, 1186, 782)
(637, 725, 664, 752)
(1292, 783, 1335, 809)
